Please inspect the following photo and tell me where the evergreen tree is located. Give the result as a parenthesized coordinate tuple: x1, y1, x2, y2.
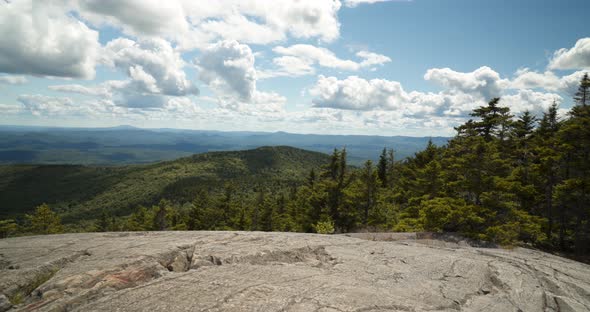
(510, 111, 538, 213)
(188, 189, 210, 230)
(260, 192, 274, 231)
(360, 160, 378, 226)
(26, 204, 64, 234)
(96, 210, 111, 232)
(574, 73, 590, 106)
(377, 148, 389, 187)
(152, 200, 170, 231)
(533, 103, 561, 239)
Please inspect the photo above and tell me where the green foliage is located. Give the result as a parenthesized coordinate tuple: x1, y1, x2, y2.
(314, 218, 335, 234)
(25, 204, 64, 235)
(0, 219, 18, 238)
(419, 197, 485, 234)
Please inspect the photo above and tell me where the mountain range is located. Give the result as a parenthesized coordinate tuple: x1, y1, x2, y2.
(0, 125, 449, 165)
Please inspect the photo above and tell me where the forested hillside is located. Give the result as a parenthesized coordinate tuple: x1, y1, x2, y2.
(0, 146, 329, 224)
(1, 74, 589, 258)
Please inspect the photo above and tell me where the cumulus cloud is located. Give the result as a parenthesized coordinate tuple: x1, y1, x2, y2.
(425, 66, 508, 100)
(103, 38, 199, 97)
(0, 75, 27, 85)
(549, 38, 590, 70)
(310, 75, 409, 111)
(78, 0, 189, 38)
(45, 38, 199, 109)
(76, 0, 342, 49)
(198, 40, 256, 101)
(261, 45, 390, 78)
(510, 69, 587, 95)
(309, 68, 565, 121)
(197, 40, 287, 113)
(0, 0, 99, 79)
(510, 69, 562, 92)
(310, 74, 489, 118)
(501, 90, 562, 115)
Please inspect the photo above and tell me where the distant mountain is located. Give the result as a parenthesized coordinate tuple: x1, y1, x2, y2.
(0, 146, 329, 221)
(0, 126, 450, 165)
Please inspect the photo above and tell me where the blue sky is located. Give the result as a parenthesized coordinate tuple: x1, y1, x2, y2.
(0, 0, 589, 136)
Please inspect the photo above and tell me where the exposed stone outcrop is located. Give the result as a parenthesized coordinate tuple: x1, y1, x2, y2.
(0, 231, 589, 311)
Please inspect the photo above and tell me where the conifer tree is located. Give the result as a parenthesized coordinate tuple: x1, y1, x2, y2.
(574, 73, 590, 106)
(26, 204, 64, 234)
(377, 148, 389, 187)
(360, 160, 378, 226)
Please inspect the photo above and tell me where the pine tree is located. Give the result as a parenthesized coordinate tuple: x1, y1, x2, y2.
(360, 160, 378, 226)
(510, 111, 537, 213)
(534, 103, 561, 238)
(469, 98, 513, 141)
(387, 149, 396, 189)
(574, 73, 590, 106)
(377, 148, 389, 187)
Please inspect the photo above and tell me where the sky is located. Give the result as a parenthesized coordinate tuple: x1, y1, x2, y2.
(0, 0, 589, 136)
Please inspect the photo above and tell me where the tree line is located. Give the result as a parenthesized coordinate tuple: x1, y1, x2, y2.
(2, 74, 589, 257)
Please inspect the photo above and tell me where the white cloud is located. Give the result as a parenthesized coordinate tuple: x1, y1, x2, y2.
(309, 69, 565, 120)
(76, 0, 342, 49)
(273, 44, 390, 71)
(197, 40, 286, 113)
(197, 13, 285, 46)
(0, 0, 99, 79)
(501, 90, 562, 115)
(425, 66, 508, 100)
(198, 40, 256, 101)
(49, 81, 128, 97)
(510, 69, 562, 91)
(549, 38, 590, 70)
(357, 51, 392, 68)
(310, 75, 410, 111)
(261, 45, 390, 78)
(0, 104, 23, 114)
(344, 0, 399, 8)
(46, 37, 201, 109)
(16, 93, 202, 119)
(510, 69, 587, 95)
(17, 95, 77, 116)
(103, 38, 199, 97)
(258, 56, 316, 79)
(309, 75, 486, 117)
(0, 75, 27, 85)
(78, 0, 189, 38)
(274, 45, 358, 71)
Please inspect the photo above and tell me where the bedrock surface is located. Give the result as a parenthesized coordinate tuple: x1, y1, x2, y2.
(0, 231, 589, 311)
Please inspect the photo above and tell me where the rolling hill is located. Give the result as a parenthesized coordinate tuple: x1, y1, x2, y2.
(0, 146, 329, 222)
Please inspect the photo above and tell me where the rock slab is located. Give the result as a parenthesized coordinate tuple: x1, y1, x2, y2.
(0, 231, 589, 311)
